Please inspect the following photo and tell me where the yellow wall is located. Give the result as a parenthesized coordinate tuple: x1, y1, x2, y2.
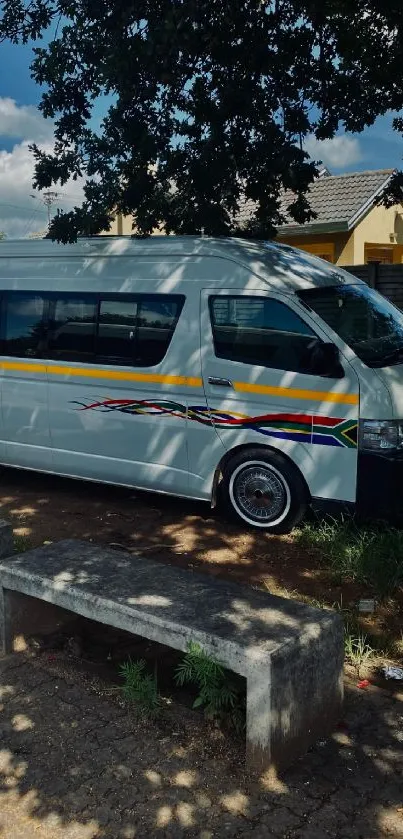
(101, 213, 164, 236)
(276, 231, 355, 266)
(352, 203, 403, 264)
(278, 204, 403, 266)
(100, 214, 136, 236)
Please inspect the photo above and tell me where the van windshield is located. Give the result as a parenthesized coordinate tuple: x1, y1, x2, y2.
(298, 284, 403, 368)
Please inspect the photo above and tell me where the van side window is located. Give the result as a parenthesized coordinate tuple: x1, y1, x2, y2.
(4, 293, 47, 358)
(97, 300, 138, 364)
(135, 297, 184, 366)
(95, 295, 184, 367)
(48, 298, 97, 361)
(210, 296, 316, 373)
(2, 292, 185, 367)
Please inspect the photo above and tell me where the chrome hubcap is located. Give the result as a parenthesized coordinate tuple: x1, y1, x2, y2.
(232, 465, 288, 524)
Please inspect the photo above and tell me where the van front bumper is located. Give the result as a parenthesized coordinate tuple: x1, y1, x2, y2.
(356, 451, 403, 520)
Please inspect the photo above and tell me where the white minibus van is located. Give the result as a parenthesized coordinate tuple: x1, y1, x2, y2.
(0, 235, 402, 532)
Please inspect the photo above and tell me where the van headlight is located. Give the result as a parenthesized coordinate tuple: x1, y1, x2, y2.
(359, 419, 403, 452)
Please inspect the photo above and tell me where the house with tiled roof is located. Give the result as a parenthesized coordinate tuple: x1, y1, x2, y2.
(104, 168, 403, 266)
(276, 168, 403, 266)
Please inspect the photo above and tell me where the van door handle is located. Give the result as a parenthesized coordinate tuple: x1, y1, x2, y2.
(208, 377, 233, 388)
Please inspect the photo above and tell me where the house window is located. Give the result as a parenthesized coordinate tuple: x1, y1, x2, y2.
(365, 246, 394, 264)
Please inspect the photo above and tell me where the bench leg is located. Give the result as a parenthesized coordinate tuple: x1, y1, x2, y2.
(0, 589, 83, 656)
(0, 520, 13, 560)
(0, 587, 13, 656)
(246, 666, 272, 772)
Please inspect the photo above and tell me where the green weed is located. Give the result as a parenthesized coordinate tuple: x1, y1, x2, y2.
(119, 658, 161, 717)
(296, 517, 403, 598)
(14, 535, 31, 553)
(175, 641, 245, 733)
(344, 622, 375, 675)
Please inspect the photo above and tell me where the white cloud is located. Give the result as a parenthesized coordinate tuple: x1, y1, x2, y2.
(304, 134, 363, 169)
(0, 99, 84, 239)
(0, 97, 54, 143)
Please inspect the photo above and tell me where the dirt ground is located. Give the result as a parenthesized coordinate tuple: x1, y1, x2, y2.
(0, 467, 403, 838)
(0, 465, 401, 654)
(0, 466, 366, 601)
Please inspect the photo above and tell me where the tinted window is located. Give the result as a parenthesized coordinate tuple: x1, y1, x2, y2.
(210, 296, 316, 373)
(4, 293, 47, 358)
(1, 292, 184, 367)
(97, 300, 138, 364)
(135, 297, 184, 366)
(48, 298, 97, 361)
(299, 285, 403, 368)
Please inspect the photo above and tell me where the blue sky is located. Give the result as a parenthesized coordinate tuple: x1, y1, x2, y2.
(0, 39, 402, 237)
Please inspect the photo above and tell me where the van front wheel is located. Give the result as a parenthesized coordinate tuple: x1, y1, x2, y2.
(221, 449, 308, 534)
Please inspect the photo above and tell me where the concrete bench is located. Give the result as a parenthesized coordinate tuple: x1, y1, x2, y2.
(0, 538, 343, 774)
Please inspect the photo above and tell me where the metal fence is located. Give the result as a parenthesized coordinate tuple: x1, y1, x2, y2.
(345, 263, 403, 309)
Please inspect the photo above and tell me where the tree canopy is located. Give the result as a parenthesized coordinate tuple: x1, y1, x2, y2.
(1, 0, 403, 242)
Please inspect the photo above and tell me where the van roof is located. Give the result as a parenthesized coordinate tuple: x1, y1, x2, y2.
(0, 235, 361, 292)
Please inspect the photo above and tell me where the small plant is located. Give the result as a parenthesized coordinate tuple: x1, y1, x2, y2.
(175, 641, 245, 732)
(14, 535, 31, 553)
(344, 623, 374, 675)
(119, 658, 161, 717)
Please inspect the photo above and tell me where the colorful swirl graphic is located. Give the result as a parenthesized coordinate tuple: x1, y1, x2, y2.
(72, 398, 358, 449)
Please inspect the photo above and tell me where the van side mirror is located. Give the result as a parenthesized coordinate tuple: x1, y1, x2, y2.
(309, 341, 344, 378)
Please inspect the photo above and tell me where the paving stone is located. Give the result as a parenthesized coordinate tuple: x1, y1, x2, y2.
(1, 633, 403, 839)
(296, 829, 332, 839)
(260, 806, 302, 835)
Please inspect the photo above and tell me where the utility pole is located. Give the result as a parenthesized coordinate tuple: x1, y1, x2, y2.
(43, 191, 59, 227)
(30, 191, 60, 230)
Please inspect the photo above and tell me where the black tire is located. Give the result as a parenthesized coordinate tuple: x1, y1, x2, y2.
(221, 447, 308, 534)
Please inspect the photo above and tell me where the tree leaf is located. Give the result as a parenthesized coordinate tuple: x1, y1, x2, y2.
(2, 1, 401, 241)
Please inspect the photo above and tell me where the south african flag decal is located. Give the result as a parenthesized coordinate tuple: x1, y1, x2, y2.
(73, 398, 358, 449)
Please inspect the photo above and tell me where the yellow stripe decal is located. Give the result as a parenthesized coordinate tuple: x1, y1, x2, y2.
(48, 367, 203, 388)
(0, 360, 358, 404)
(234, 380, 359, 406)
(0, 361, 202, 388)
(0, 360, 48, 375)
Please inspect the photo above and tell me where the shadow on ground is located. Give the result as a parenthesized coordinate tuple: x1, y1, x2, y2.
(0, 653, 403, 838)
(0, 470, 402, 836)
